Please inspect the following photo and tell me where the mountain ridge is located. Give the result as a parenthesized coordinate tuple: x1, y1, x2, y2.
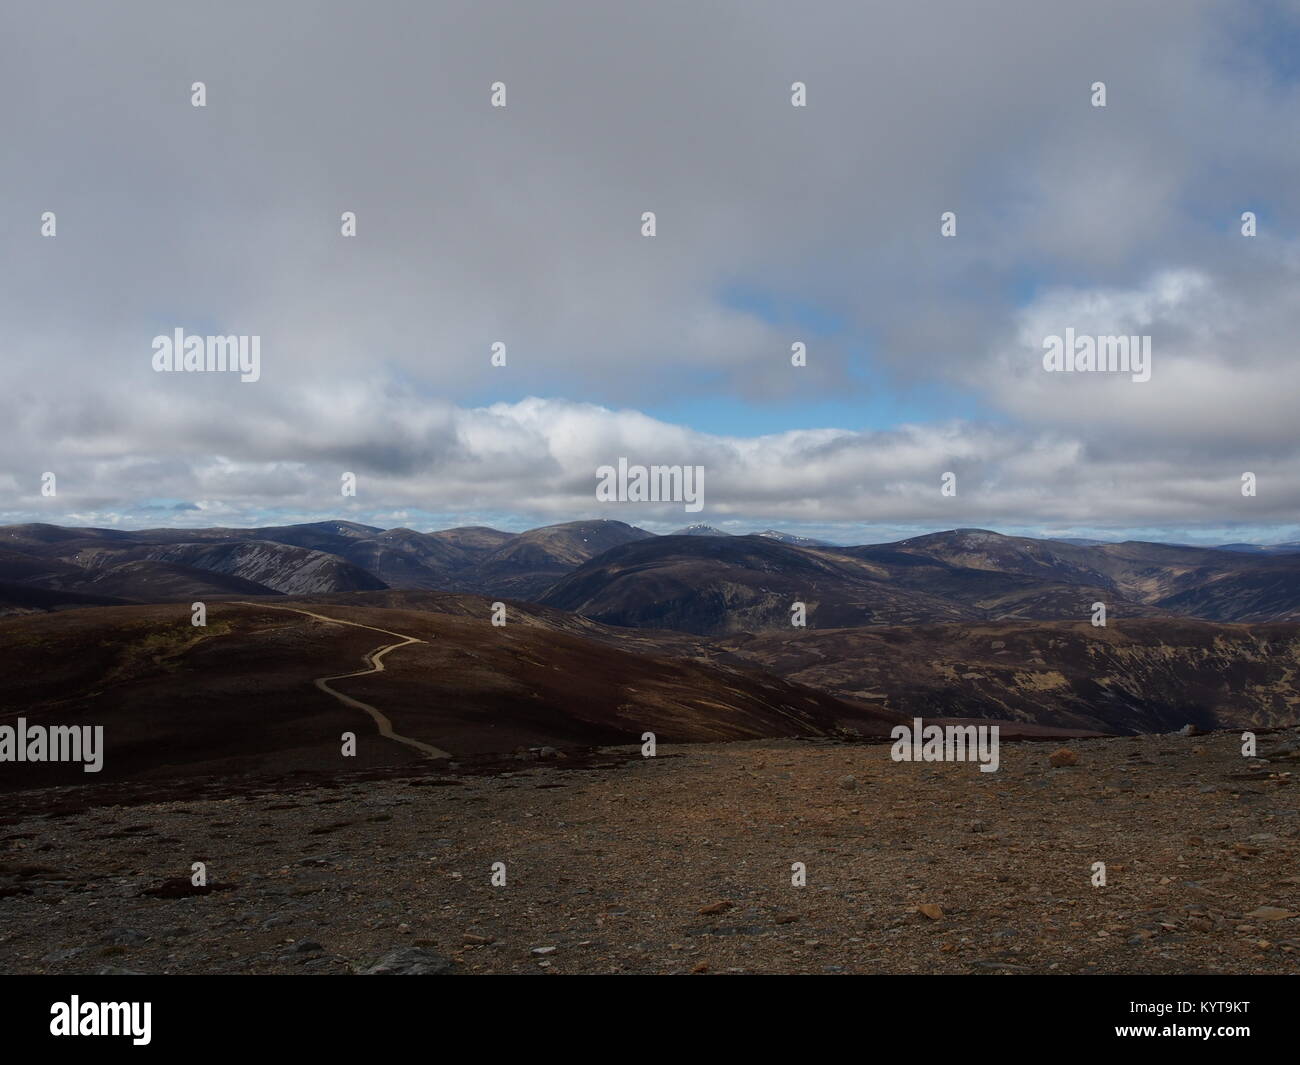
(5, 522, 1300, 632)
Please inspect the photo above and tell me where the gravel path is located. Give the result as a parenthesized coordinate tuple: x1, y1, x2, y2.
(233, 602, 451, 760)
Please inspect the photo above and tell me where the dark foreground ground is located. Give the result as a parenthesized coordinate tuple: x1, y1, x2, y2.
(1, 731, 1298, 975)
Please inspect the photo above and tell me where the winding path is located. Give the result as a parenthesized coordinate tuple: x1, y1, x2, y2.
(233, 601, 451, 759)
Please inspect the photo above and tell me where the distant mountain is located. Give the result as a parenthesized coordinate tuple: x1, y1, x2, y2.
(0, 519, 652, 612)
(137, 541, 383, 595)
(126, 520, 382, 556)
(756, 529, 832, 547)
(465, 520, 654, 599)
(1215, 542, 1300, 555)
(344, 519, 656, 598)
(77, 560, 280, 600)
(669, 526, 831, 545)
(427, 525, 517, 553)
(542, 533, 950, 635)
(339, 528, 480, 589)
(541, 526, 1300, 633)
(7, 521, 1300, 630)
(0, 526, 377, 608)
(672, 524, 731, 536)
(539, 532, 1161, 635)
(1, 523, 137, 549)
(0, 541, 282, 611)
(878, 529, 1300, 622)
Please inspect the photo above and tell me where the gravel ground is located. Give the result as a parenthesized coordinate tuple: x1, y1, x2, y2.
(2, 730, 1298, 975)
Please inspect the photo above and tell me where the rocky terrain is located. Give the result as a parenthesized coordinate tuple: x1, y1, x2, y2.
(2, 730, 1297, 975)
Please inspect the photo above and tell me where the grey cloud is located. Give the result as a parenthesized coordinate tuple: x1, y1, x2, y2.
(2, 1, 1297, 532)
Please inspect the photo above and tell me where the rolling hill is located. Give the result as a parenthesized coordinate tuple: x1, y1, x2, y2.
(0, 597, 900, 790)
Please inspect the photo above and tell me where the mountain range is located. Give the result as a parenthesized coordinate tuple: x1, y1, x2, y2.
(5, 521, 1300, 633)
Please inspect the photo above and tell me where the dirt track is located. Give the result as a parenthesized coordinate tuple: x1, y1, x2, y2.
(233, 602, 451, 760)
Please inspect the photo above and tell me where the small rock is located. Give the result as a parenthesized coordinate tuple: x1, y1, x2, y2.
(838, 775, 858, 791)
(101, 929, 149, 946)
(139, 877, 233, 898)
(1048, 748, 1078, 768)
(362, 947, 455, 975)
(531, 946, 557, 955)
(1244, 907, 1296, 921)
(698, 901, 733, 915)
(916, 903, 944, 920)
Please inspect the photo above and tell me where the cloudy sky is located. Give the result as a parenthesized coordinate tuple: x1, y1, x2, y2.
(3, 0, 1300, 544)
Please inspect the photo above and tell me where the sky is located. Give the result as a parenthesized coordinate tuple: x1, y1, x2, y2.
(3, 0, 1300, 546)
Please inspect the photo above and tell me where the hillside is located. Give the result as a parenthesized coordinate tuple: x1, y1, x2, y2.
(717, 618, 1300, 734)
(0, 598, 898, 791)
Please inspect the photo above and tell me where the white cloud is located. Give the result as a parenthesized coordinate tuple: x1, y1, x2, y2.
(8, 395, 1300, 533)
